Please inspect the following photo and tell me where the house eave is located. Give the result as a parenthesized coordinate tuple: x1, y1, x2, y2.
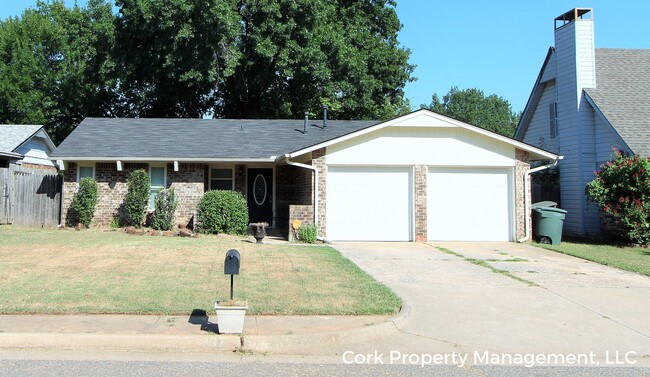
(583, 92, 634, 154)
(50, 157, 278, 163)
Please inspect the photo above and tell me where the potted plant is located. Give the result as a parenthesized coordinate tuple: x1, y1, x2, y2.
(214, 300, 248, 334)
(248, 222, 268, 244)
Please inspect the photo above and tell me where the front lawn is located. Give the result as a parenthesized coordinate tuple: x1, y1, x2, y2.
(536, 239, 650, 277)
(0, 227, 401, 315)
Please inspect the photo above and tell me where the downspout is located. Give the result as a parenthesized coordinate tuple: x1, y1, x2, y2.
(283, 155, 327, 242)
(518, 157, 563, 243)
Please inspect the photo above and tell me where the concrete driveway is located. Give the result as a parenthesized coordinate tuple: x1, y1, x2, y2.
(333, 242, 650, 366)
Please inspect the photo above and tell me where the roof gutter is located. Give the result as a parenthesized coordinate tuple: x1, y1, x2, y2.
(280, 154, 326, 242)
(518, 156, 563, 243)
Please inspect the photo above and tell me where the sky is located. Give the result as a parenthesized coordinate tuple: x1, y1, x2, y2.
(2, 0, 650, 113)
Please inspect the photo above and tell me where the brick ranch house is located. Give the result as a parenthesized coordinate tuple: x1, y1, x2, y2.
(50, 109, 560, 242)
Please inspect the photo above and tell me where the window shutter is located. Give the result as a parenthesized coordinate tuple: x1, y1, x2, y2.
(549, 102, 558, 138)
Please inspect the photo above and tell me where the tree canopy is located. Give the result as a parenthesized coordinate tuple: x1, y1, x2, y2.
(0, 0, 414, 143)
(421, 87, 520, 137)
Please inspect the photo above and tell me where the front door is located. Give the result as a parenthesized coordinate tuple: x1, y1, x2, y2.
(247, 168, 273, 224)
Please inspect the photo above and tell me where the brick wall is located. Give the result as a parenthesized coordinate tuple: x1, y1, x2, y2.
(414, 165, 427, 241)
(288, 204, 314, 241)
(515, 149, 531, 241)
(168, 163, 205, 227)
(62, 162, 206, 228)
(312, 148, 326, 238)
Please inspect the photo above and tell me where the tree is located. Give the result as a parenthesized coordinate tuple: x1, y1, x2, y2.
(124, 169, 151, 228)
(217, 0, 413, 120)
(422, 87, 520, 137)
(586, 150, 650, 245)
(71, 177, 99, 227)
(114, 0, 241, 118)
(0, 0, 117, 143)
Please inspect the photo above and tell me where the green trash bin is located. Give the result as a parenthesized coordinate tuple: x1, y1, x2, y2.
(531, 203, 567, 244)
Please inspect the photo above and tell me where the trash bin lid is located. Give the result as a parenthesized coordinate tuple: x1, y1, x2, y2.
(532, 201, 557, 208)
(533, 206, 567, 214)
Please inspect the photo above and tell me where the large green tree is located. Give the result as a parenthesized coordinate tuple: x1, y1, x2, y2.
(113, 0, 241, 118)
(0, 0, 116, 143)
(422, 87, 520, 137)
(1, 0, 414, 142)
(216, 0, 414, 120)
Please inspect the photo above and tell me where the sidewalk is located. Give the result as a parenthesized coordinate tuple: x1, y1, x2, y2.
(0, 313, 397, 354)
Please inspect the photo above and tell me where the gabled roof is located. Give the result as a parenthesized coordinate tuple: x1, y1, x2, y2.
(51, 118, 377, 161)
(52, 111, 559, 163)
(286, 109, 559, 161)
(514, 47, 555, 140)
(515, 48, 650, 156)
(585, 49, 650, 157)
(0, 124, 50, 154)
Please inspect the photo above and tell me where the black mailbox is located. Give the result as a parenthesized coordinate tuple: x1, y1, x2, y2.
(224, 249, 240, 275)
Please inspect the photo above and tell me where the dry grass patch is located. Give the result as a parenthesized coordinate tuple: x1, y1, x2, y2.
(0, 226, 400, 315)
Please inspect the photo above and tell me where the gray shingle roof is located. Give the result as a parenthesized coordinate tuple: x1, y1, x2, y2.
(585, 48, 650, 157)
(50, 118, 378, 160)
(0, 124, 43, 153)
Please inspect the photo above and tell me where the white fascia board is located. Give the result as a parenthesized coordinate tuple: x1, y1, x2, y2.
(287, 108, 561, 161)
(49, 157, 277, 163)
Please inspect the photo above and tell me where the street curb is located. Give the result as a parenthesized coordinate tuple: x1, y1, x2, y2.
(0, 333, 241, 353)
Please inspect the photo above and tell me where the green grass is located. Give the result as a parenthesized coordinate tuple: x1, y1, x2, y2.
(0, 226, 401, 315)
(536, 240, 650, 277)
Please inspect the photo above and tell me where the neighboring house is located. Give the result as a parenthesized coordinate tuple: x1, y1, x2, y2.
(514, 8, 650, 236)
(0, 125, 57, 169)
(50, 109, 559, 241)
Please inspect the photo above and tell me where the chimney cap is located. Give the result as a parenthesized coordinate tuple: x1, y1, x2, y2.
(555, 8, 592, 29)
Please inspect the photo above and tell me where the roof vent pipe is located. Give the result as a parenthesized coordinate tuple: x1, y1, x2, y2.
(323, 105, 328, 128)
(304, 112, 309, 134)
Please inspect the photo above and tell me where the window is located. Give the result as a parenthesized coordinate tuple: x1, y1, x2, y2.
(549, 101, 558, 138)
(149, 166, 166, 209)
(210, 168, 234, 190)
(78, 165, 95, 182)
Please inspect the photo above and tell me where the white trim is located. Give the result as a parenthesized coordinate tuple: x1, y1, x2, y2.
(76, 164, 95, 182)
(173, 160, 179, 172)
(116, 161, 123, 171)
(286, 109, 560, 161)
(208, 166, 235, 191)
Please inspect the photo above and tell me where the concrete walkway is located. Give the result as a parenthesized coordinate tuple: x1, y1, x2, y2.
(334, 241, 650, 366)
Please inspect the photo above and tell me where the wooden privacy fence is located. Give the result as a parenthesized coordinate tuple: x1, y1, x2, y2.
(0, 165, 62, 227)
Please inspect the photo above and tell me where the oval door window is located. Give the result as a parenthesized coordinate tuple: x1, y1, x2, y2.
(253, 174, 267, 205)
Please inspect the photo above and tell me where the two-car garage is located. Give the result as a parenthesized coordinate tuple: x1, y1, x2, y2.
(304, 110, 559, 242)
(326, 166, 512, 242)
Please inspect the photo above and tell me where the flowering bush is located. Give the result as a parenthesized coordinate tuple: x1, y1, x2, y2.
(586, 149, 650, 245)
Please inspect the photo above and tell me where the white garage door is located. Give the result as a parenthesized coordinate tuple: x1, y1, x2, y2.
(327, 166, 411, 241)
(428, 167, 511, 241)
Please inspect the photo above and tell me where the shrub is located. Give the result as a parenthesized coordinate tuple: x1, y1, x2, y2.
(298, 223, 317, 243)
(196, 190, 248, 234)
(586, 150, 650, 245)
(124, 169, 151, 228)
(152, 188, 177, 231)
(71, 177, 98, 228)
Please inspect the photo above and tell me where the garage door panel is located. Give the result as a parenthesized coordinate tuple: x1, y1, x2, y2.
(327, 167, 411, 241)
(428, 168, 511, 241)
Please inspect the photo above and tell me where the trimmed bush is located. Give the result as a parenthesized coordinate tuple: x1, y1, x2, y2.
(71, 177, 98, 227)
(586, 150, 650, 245)
(124, 169, 151, 228)
(196, 190, 249, 234)
(298, 223, 317, 243)
(152, 188, 177, 231)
